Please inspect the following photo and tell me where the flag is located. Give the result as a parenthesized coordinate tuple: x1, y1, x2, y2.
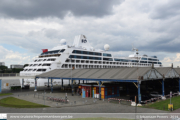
(42, 49, 48, 53)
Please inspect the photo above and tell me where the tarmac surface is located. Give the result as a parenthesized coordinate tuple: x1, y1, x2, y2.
(0, 88, 169, 113)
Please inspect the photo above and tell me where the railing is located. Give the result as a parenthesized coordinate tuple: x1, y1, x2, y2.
(0, 73, 20, 77)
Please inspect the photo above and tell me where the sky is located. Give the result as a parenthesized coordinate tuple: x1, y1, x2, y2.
(0, 0, 180, 68)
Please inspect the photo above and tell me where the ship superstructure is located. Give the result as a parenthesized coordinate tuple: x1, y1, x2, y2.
(20, 35, 162, 87)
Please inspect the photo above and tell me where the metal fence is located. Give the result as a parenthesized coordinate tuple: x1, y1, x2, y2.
(0, 73, 19, 77)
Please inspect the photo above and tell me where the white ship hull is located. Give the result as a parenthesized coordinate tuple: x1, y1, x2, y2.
(20, 35, 163, 87)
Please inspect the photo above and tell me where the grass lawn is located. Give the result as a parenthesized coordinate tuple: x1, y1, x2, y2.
(143, 96, 180, 111)
(67, 118, 133, 120)
(0, 93, 13, 96)
(0, 97, 49, 108)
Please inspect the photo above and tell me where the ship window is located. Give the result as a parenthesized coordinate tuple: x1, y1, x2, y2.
(38, 59, 42, 62)
(141, 58, 147, 60)
(41, 50, 60, 55)
(140, 61, 147, 63)
(103, 58, 113, 61)
(33, 69, 37, 71)
(38, 64, 42, 66)
(47, 59, 56, 61)
(37, 69, 46, 72)
(28, 69, 32, 71)
(114, 59, 129, 62)
(103, 53, 111, 57)
(34, 60, 37, 62)
(43, 59, 46, 61)
(60, 49, 65, 52)
(33, 64, 37, 66)
(69, 55, 101, 60)
(42, 64, 51, 66)
(72, 50, 102, 56)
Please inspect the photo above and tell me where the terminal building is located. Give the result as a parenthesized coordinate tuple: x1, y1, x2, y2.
(0, 62, 5, 66)
(10, 64, 24, 69)
(35, 64, 180, 103)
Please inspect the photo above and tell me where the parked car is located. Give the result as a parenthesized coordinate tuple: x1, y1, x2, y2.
(150, 92, 162, 98)
(130, 94, 154, 104)
(140, 95, 151, 104)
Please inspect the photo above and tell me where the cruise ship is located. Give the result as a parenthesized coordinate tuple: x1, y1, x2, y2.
(20, 35, 162, 87)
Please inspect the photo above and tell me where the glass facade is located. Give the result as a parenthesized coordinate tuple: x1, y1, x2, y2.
(69, 55, 101, 60)
(72, 50, 102, 56)
(103, 53, 112, 57)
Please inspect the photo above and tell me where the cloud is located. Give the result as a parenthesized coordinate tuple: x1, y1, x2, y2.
(0, 0, 122, 19)
(0, 0, 180, 67)
(0, 46, 32, 67)
(149, 0, 180, 19)
(161, 53, 180, 67)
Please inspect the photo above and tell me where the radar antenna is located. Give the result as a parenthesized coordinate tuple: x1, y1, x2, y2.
(131, 44, 139, 55)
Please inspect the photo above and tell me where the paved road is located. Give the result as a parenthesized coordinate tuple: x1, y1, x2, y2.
(0, 90, 168, 113)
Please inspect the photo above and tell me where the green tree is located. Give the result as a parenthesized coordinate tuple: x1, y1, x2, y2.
(0, 65, 8, 73)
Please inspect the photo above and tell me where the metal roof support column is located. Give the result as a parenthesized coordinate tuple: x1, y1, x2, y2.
(179, 79, 180, 93)
(0, 79, 1, 93)
(47, 78, 49, 87)
(138, 82, 141, 104)
(162, 79, 165, 96)
(69, 79, 70, 86)
(83, 80, 84, 84)
(72, 80, 74, 96)
(126, 83, 129, 95)
(62, 79, 63, 87)
(34, 78, 37, 92)
(79, 80, 80, 84)
(51, 78, 53, 93)
(22, 78, 24, 88)
(99, 81, 101, 100)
